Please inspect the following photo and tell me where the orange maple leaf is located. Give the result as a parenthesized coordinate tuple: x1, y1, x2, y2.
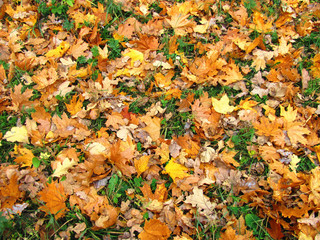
(38, 181, 68, 219)
(141, 116, 161, 141)
(106, 111, 126, 130)
(0, 174, 23, 209)
(8, 84, 34, 112)
(110, 140, 136, 177)
(131, 34, 159, 52)
(65, 94, 85, 116)
(138, 219, 171, 240)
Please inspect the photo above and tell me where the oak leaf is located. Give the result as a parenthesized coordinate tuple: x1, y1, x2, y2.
(52, 158, 77, 177)
(185, 186, 216, 216)
(3, 126, 29, 143)
(38, 181, 68, 219)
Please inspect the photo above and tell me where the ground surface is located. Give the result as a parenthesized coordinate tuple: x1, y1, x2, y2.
(0, 0, 320, 239)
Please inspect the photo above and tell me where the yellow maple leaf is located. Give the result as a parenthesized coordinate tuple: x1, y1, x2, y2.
(52, 158, 77, 177)
(163, 159, 190, 183)
(65, 94, 84, 116)
(124, 49, 144, 66)
(14, 147, 34, 167)
(3, 126, 29, 143)
(280, 105, 297, 122)
(45, 41, 70, 58)
(134, 155, 150, 177)
(212, 94, 235, 114)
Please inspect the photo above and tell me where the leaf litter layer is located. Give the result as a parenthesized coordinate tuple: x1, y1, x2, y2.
(0, 0, 320, 239)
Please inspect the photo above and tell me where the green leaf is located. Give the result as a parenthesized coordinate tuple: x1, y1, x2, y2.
(245, 213, 260, 229)
(107, 174, 119, 195)
(32, 157, 40, 168)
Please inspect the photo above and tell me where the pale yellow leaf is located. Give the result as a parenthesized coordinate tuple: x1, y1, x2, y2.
(52, 158, 77, 177)
(212, 94, 235, 114)
(3, 126, 29, 143)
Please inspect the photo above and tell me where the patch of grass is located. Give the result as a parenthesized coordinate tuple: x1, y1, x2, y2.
(107, 39, 123, 60)
(245, 213, 272, 239)
(0, 112, 19, 164)
(160, 97, 195, 139)
(304, 78, 320, 96)
(230, 127, 260, 170)
(105, 174, 144, 205)
(297, 156, 316, 172)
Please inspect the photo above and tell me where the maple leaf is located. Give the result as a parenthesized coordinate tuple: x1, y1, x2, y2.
(0, 174, 23, 209)
(134, 155, 150, 177)
(124, 49, 144, 66)
(98, 45, 109, 59)
(250, 11, 273, 33)
(280, 105, 297, 122)
(289, 154, 300, 174)
(163, 159, 190, 183)
(110, 140, 136, 177)
(138, 219, 171, 240)
(14, 147, 34, 167)
(308, 167, 320, 205)
(285, 122, 310, 146)
(141, 116, 161, 141)
(45, 41, 70, 58)
(131, 34, 159, 52)
(212, 94, 235, 114)
(3, 126, 29, 143)
(65, 94, 85, 116)
(166, 14, 195, 36)
(8, 84, 34, 112)
(32, 67, 59, 90)
(139, 182, 167, 212)
(38, 181, 68, 219)
(106, 112, 126, 130)
(69, 39, 89, 59)
(154, 71, 174, 89)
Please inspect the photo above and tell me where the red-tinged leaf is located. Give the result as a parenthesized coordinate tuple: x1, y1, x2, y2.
(266, 219, 284, 240)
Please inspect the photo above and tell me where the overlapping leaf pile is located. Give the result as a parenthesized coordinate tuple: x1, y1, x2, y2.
(0, 0, 320, 238)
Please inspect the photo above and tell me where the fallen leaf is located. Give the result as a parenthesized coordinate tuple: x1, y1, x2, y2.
(38, 181, 68, 219)
(138, 219, 171, 240)
(212, 94, 235, 114)
(3, 126, 29, 143)
(163, 159, 190, 183)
